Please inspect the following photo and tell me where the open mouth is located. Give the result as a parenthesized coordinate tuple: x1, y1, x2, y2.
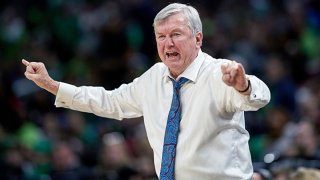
(166, 52, 179, 58)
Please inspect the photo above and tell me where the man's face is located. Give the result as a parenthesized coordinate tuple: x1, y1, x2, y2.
(154, 13, 202, 78)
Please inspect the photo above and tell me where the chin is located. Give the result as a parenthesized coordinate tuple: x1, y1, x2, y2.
(166, 61, 181, 68)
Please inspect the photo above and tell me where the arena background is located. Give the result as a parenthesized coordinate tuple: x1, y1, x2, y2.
(0, 0, 319, 179)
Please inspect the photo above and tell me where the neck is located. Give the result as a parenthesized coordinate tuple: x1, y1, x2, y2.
(170, 70, 182, 79)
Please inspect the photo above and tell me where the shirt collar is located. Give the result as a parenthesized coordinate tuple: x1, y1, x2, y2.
(163, 49, 205, 83)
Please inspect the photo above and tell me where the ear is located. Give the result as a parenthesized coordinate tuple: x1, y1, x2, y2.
(195, 32, 203, 48)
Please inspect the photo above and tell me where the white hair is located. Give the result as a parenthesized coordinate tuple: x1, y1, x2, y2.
(153, 3, 202, 36)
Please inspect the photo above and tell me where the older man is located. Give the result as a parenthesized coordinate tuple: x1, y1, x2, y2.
(22, 3, 270, 180)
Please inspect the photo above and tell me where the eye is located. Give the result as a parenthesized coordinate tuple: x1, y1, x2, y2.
(157, 35, 165, 41)
(172, 32, 181, 37)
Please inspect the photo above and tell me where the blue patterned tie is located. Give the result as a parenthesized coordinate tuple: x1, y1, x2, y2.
(160, 77, 189, 180)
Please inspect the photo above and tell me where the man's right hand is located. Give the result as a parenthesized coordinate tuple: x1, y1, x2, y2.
(22, 59, 59, 95)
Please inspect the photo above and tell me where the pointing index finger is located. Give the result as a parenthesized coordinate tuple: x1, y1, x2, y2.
(22, 59, 30, 66)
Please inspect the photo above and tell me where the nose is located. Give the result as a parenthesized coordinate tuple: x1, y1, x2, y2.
(164, 36, 174, 47)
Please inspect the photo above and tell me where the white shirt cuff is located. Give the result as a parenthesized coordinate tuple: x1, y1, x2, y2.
(54, 82, 77, 108)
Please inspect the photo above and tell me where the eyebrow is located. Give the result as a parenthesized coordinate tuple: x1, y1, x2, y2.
(155, 26, 185, 34)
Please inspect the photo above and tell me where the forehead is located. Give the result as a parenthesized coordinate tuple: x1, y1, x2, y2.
(154, 13, 188, 32)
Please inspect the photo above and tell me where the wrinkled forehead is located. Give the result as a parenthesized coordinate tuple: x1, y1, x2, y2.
(154, 13, 188, 30)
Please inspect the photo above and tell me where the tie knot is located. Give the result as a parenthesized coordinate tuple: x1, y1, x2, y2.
(171, 77, 189, 89)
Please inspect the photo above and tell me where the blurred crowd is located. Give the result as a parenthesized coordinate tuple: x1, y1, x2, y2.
(0, 0, 320, 179)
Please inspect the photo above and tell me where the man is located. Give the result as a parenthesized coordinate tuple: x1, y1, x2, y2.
(22, 3, 270, 180)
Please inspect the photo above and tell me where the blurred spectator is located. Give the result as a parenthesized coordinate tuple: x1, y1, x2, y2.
(250, 106, 297, 161)
(93, 132, 142, 180)
(292, 120, 320, 159)
(264, 54, 297, 115)
(50, 141, 92, 180)
(290, 167, 320, 180)
(0, 146, 24, 179)
(252, 168, 272, 180)
(265, 107, 297, 156)
(296, 77, 320, 126)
